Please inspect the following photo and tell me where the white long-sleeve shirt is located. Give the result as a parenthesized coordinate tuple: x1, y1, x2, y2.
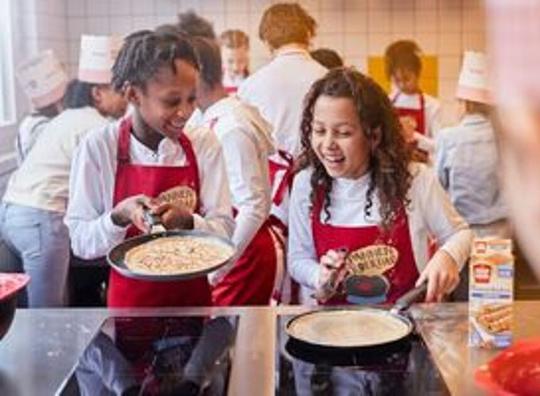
(192, 96, 275, 257)
(65, 119, 234, 260)
(288, 163, 472, 297)
(4, 107, 109, 213)
(238, 47, 327, 159)
(238, 48, 326, 225)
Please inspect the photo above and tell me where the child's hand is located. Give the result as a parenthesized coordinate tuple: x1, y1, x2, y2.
(149, 202, 194, 230)
(399, 116, 418, 143)
(111, 194, 152, 232)
(416, 250, 460, 302)
(314, 249, 348, 302)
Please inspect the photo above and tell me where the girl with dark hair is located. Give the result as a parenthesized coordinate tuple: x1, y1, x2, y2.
(0, 35, 126, 307)
(187, 36, 279, 306)
(288, 68, 471, 305)
(65, 30, 234, 308)
(384, 40, 441, 161)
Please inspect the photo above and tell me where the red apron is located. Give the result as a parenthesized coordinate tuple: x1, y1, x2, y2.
(108, 117, 212, 308)
(268, 149, 294, 207)
(212, 217, 277, 306)
(224, 85, 238, 95)
(204, 117, 277, 306)
(311, 191, 419, 305)
(391, 92, 426, 136)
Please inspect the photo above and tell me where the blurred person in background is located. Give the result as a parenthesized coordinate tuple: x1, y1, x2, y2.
(0, 35, 126, 307)
(238, 2, 327, 229)
(385, 40, 442, 162)
(487, 1, 540, 277)
(219, 29, 250, 94)
(14, 50, 68, 164)
(435, 51, 509, 239)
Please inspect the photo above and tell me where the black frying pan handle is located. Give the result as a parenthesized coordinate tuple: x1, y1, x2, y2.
(392, 282, 428, 313)
(143, 208, 162, 228)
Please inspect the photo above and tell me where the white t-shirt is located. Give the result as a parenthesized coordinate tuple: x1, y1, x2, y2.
(65, 118, 234, 260)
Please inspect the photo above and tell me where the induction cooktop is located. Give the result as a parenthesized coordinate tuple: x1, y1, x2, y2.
(57, 315, 238, 396)
(275, 314, 450, 396)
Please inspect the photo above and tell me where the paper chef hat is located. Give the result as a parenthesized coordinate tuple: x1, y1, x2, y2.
(456, 51, 492, 105)
(16, 50, 68, 109)
(78, 35, 123, 84)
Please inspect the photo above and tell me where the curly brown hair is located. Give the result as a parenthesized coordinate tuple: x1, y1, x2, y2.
(298, 67, 413, 230)
(258, 3, 316, 50)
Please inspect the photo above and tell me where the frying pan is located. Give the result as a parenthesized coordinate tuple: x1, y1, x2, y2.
(107, 229, 235, 282)
(285, 283, 427, 355)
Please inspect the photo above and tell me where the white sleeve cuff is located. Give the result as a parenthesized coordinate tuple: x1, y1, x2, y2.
(104, 211, 129, 238)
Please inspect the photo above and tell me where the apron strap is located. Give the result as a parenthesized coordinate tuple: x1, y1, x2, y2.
(177, 132, 201, 211)
(272, 150, 294, 206)
(117, 117, 132, 165)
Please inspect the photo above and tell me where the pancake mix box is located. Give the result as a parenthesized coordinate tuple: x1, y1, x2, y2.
(469, 238, 514, 348)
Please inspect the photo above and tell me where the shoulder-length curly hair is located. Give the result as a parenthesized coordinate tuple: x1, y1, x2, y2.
(298, 67, 413, 230)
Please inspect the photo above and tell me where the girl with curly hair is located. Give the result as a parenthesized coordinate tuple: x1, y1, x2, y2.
(288, 67, 472, 305)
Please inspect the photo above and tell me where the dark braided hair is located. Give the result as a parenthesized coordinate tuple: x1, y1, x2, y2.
(298, 67, 413, 230)
(189, 36, 223, 89)
(111, 29, 199, 93)
(177, 10, 216, 39)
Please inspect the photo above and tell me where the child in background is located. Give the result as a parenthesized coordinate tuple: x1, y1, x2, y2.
(220, 29, 250, 94)
(15, 50, 68, 164)
(310, 47, 344, 70)
(436, 51, 509, 238)
(385, 40, 442, 161)
(239, 2, 327, 228)
(188, 36, 280, 305)
(288, 68, 471, 305)
(65, 30, 234, 308)
(0, 35, 126, 307)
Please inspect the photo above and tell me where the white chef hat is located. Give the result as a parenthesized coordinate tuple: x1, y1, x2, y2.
(16, 50, 68, 109)
(456, 51, 492, 105)
(78, 35, 123, 84)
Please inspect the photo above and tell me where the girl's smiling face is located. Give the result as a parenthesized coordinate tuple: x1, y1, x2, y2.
(131, 59, 198, 140)
(311, 95, 373, 179)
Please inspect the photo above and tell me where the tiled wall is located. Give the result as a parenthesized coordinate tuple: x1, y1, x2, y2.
(62, 0, 486, 124)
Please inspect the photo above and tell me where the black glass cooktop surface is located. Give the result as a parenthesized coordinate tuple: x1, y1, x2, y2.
(276, 314, 450, 396)
(57, 315, 238, 396)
